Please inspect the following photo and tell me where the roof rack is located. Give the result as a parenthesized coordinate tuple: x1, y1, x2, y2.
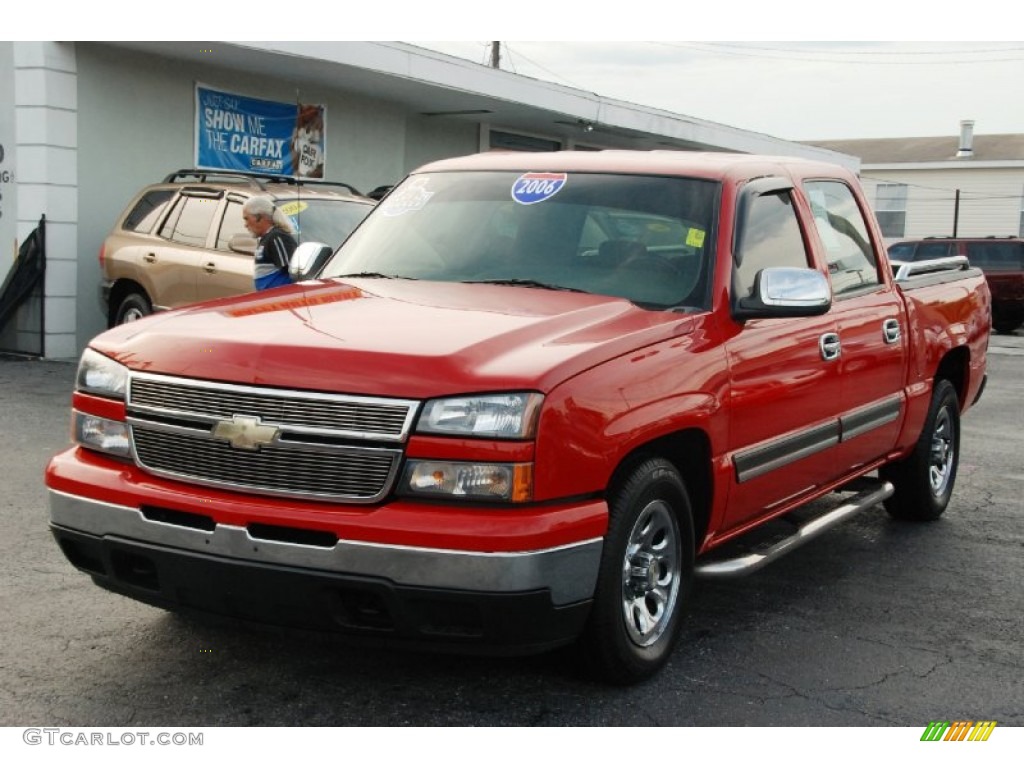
(923, 235, 1019, 240)
(162, 169, 363, 197)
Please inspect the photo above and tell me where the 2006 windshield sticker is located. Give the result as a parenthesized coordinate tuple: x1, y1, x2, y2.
(512, 172, 567, 205)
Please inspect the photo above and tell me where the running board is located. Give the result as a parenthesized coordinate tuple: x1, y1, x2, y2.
(694, 478, 894, 580)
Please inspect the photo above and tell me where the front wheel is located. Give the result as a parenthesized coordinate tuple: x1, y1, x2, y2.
(880, 379, 960, 521)
(581, 457, 695, 684)
(113, 291, 152, 326)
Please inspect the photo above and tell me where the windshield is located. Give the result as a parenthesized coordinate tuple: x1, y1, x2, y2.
(320, 171, 719, 310)
(279, 197, 374, 249)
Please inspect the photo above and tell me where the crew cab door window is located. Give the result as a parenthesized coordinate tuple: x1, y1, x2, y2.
(804, 180, 881, 296)
(733, 189, 811, 300)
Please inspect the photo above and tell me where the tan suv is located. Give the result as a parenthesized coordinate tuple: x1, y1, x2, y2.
(101, 170, 375, 326)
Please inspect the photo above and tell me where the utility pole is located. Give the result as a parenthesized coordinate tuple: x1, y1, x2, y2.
(490, 41, 501, 69)
(953, 189, 960, 237)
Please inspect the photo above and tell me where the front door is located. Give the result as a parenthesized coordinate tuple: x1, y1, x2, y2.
(722, 182, 845, 533)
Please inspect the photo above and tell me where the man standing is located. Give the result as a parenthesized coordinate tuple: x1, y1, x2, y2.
(242, 195, 298, 290)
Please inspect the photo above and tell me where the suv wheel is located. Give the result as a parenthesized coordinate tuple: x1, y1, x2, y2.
(114, 292, 152, 325)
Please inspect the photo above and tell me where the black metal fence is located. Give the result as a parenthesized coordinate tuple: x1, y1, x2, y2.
(0, 215, 46, 357)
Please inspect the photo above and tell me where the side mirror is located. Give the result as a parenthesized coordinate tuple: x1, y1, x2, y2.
(228, 235, 257, 255)
(733, 267, 832, 319)
(289, 241, 334, 281)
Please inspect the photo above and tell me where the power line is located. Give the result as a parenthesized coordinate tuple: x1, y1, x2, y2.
(653, 41, 1024, 65)
(694, 41, 1024, 57)
(502, 43, 590, 91)
(861, 175, 1024, 202)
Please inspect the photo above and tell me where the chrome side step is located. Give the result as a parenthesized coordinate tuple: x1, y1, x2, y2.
(694, 478, 894, 580)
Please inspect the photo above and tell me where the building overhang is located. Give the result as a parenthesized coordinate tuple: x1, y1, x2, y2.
(863, 161, 1024, 172)
(101, 40, 859, 171)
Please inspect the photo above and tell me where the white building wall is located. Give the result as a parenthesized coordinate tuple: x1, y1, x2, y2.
(861, 167, 1024, 241)
(73, 43, 480, 349)
(0, 42, 16, 284)
(12, 42, 78, 359)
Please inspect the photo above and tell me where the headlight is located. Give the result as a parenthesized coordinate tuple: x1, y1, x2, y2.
(76, 348, 128, 400)
(417, 393, 542, 438)
(401, 461, 533, 502)
(73, 411, 131, 457)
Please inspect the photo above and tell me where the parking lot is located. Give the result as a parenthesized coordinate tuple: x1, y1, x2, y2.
(1, 332, 1021, 727)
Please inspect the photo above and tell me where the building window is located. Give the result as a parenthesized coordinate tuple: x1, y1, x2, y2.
(875, 183, 907, 238)
(489, 130, 561, 152)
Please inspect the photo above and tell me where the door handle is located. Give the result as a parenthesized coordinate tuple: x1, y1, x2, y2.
(819, 332, 841, 361)
(883, 318, 901, 344)
(142, 253, 157, 263)
(203, 262, 217, 274)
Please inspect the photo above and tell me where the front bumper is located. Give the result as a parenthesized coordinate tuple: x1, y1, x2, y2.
(48, 487, 603, 653)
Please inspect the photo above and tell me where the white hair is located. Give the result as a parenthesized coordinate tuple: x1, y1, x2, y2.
(243, 195, 295, 234)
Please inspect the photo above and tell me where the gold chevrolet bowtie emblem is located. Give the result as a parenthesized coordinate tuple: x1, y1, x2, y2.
(211, 415, 279, 451)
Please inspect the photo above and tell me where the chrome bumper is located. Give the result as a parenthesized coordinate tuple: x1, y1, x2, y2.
(49, 489, 602, 606)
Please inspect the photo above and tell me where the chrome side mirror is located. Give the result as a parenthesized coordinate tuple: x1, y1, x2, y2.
(734, 267, 832, 319)
(289, 241, 334, 281)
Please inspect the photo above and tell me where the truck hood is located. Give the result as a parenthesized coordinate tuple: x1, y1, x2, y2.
(93, 279, 696, 398)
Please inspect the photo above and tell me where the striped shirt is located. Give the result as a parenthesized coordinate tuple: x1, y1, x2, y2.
(253, 227, 298, 291)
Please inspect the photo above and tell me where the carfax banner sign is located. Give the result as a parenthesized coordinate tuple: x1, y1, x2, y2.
(195, 84, 326, 178)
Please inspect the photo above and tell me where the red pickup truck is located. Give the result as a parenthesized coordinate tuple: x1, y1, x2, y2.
(46, 151, 990, 684)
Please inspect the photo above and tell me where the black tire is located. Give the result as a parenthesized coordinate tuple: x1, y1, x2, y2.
(581, 457, 695, 684)
(880, 379, 960, 521)
(992, 314, 1022, 334)
(113, 291, 152, 325)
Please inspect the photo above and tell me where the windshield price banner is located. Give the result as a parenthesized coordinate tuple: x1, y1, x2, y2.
(195, 84, 326, 178)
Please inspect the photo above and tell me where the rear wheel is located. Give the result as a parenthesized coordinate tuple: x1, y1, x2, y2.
(581, 457, 694, 684)
(880, 379, 960, 521)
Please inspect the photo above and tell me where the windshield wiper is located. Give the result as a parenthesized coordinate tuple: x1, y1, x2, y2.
(332, 272, 415, 280)
(463, 278, 589, 294)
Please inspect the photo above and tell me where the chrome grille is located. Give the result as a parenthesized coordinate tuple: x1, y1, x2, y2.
(129, 375, 416, 440)
(132, 426, 401, 502)
(125, 374, 419, 503)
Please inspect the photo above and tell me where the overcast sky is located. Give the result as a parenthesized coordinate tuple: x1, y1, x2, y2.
(411, 40, 1024, 142)
(28, 2, 1024, 143)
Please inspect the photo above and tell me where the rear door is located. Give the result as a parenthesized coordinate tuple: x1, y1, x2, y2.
(148, 190, 222, 309)
(803, 179, 907, 472)
(194, 195, 256, 302)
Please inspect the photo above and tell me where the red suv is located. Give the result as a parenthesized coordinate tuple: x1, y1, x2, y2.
(888, 237, 1024, 333)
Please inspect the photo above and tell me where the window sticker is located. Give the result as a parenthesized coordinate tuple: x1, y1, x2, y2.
(686, 228, 706, 248)
(381, 177, 434, 217)
(511, 172, 567, 205)
(277, 201, 309, 217)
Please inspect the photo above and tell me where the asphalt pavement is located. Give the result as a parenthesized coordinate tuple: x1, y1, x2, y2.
(0, 330, 1021, 727)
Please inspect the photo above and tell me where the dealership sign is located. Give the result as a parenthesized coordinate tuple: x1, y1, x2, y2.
(195, 84, 326, 178)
